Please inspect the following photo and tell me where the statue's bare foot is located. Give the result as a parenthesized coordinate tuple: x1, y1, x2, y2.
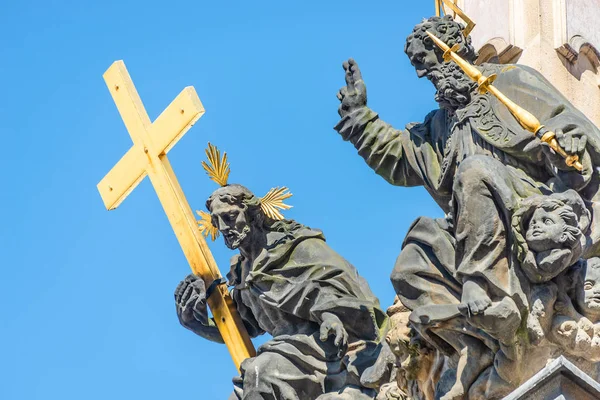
(439, 384, 465, 400)
(460, 280, 492, 316)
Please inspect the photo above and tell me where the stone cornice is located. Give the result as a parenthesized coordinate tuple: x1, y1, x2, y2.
(503, 356, 600, 400)
(557, 35, 600, 67)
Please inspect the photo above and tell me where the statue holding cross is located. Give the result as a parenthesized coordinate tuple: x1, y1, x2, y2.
(97, 61, 389, 399)
(96, 2, 600, 398)
(175, 146, 389, 399)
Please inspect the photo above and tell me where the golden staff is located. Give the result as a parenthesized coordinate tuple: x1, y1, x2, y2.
(426, 31, 583, 171)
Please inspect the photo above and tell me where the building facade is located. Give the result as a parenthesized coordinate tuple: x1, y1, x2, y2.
(456, 0, 600, 126)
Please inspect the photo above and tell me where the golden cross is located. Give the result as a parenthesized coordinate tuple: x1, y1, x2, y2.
(97, 60, 256, 369)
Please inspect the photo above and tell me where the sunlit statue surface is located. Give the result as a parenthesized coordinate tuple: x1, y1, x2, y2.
(335, 14, 600, 400)
(175, 147, 388, 399)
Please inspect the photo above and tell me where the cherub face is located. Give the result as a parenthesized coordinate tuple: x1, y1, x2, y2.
(525, 208, 568, 253)
(576, 259, 600, 321)
(210, 201, 251, 250)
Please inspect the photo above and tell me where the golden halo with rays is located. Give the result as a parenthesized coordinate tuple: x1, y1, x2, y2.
(196, 210, 220, 241)
(197, 143, 293, 241)
(201, 143, 230, 187)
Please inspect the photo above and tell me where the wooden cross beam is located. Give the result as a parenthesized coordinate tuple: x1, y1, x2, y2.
(97, 60, 256, 369)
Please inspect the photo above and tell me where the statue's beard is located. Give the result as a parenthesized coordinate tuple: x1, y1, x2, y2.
(427, 63, 477, 111)
(224, 225, 252, 250)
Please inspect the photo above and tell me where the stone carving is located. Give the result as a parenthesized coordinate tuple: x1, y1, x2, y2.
(376, 297, 443, 400)
(334, 14, 600, 400)
(174, 184, 388, 399)
(552, 257, 600, 361)
(512, 190, 589, 284)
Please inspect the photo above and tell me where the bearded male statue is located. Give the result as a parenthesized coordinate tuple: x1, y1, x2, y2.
(175, 184, 388, 400)
(335, 14, 600, 399)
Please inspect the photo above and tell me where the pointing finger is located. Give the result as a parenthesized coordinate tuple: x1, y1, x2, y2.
(320, 324, 330, 342)
(345, 70, 355, 92)
(341, 330, 348, 348)
(334, 327, 344, 347)
(348, 58, 362, 81)
(342, 60, 350, 81)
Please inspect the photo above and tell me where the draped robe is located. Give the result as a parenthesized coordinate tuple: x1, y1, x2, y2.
(227, 225, 388, 400)
(334, 62, 600, 339)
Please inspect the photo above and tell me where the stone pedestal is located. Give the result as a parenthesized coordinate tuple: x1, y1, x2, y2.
(503, 357, 600, 400)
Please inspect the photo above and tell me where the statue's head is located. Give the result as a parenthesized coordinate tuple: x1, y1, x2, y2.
(405, 15, 478, 110)
(206, 184, 264, 250)
(512, 190, 589, 283)
(405, 15, 477, 78)
(199, 144, 297, 250)
(570, 258, 600, 321)
(525, 198, 582, 253)
(205, 184, 301, 250)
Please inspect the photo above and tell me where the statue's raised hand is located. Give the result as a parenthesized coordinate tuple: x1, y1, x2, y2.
(337, 58, 367, 117)
(175, 274, 209, 332)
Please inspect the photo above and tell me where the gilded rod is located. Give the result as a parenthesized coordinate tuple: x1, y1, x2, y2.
(426, 32, 583, 171)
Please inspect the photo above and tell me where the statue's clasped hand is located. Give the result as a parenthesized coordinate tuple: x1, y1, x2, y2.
(555, 127, 587, 155)
(175, 274, 209, 331)
(319, 312, 349, 355)
(539, 125, 587, 171)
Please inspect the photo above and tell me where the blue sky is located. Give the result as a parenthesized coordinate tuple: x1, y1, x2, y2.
(0, 1, 445, 398)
